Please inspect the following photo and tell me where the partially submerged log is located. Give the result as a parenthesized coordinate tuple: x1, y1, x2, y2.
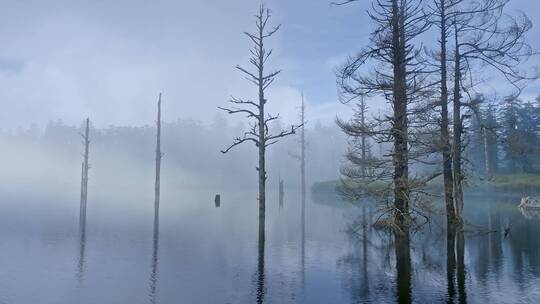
(519, 197, 540, 210)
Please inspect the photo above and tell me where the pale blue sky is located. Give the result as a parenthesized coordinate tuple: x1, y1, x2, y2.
(0, 0, 537, 128)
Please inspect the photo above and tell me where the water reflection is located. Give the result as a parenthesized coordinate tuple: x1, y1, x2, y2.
(256, 221, 265, 304)
(279, 179, 285, 209)
(456, 230, 467, 304)
(13, 189, 540, 303)
(149, 212, 159, 303)
(300, 188, 306, 291)
(394, 229, 412, 304)
(446, 227, 456, 303)
(446, 226, 468, 304)
(77, 212, 87, 283)
(520, 208, 540, 220)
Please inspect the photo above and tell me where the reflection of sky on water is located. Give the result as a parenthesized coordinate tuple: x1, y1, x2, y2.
(0, 188, 538, 303)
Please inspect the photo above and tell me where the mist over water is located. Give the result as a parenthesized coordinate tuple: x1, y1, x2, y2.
(0, 172, 539, 304)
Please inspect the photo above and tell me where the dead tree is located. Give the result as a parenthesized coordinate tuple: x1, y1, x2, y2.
(278, 177, 284, 209)
(79, 118, 90, 232)
(150, 94, 162, 304)
(300, 94, 306, 252)
(358, 95, 369, 176)
(427, 0, 465, 224)
(155, 93, 162, 220)
(449, 0, 536, 219)
(300, 94, 306, 211)
(289, 93, 307, 228)
(335, 0, 431, 225)
(219, 5, 301, 239)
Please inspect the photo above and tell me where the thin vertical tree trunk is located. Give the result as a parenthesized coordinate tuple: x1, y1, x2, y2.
(151, 92, 161, 303)
(79, 161, 85, 229)
(257, 20, 267, 246)
(440, 0, 456, 224)
(483, 127, 492, 179)
(155, 93, 162, 220)
(300, 93, 306, 245)
(80, 118, 90, 231)
(360, 94, 367, 176)
(453, 31, 464, 220)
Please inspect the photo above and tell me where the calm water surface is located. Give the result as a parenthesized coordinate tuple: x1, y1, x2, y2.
(0, 185, 539, 304)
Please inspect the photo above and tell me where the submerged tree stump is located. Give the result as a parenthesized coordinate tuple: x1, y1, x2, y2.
(215, 194, 221, 208)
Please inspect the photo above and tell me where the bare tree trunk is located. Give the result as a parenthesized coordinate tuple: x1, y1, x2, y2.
(392, 0, 409, 224)
(300, 94, 306, 209)
(79, 118, 90, 231)
(258, 70, 266, 247)
(77, 171, 87, 283)
(360, 95, 367, 176)
(300, 93, 306, 235)
(439, 0, 456, 224)
(151, 95, 162, 304)
(483, 127, 492, 180)
(79, 161, 85, 228)
(155, 93, 162, 220)
(256, 14, 267, 243)
(453, 31, 464, 220)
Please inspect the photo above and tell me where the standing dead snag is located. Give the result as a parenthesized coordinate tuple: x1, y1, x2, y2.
(150, 94, 162, 303)
(336, 0, 431, 226)
(78, 118, 90, 281)
(289, 93, 307, 221)
(155, 93, 162, 220)
(219, 5, 302, 240)
(278, 177, 284, 209)
(79, 118, 90, 232)
(449, 0, 536, 220)
(77, 118, 90, 282)
(289, 93, 307, 285)
(428, 0, 458, 224)
(299, 94, 306, 249)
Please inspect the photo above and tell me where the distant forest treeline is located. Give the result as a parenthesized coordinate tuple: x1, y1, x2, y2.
(466, 94, 540, 177)
(0, 116, 346, 192)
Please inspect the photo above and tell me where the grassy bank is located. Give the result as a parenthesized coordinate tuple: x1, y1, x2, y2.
(311, 174, 540, 203)
(487, 174, 540, 190)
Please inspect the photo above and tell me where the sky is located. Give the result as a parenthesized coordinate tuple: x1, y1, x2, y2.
(0, 0, 538, 129)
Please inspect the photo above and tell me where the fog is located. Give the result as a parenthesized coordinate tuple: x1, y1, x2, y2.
(0, 116, 346, 195)
(1, 1, 540, 303)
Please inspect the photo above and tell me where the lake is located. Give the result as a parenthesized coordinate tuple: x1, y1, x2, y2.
(0, 184, 539, 303)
